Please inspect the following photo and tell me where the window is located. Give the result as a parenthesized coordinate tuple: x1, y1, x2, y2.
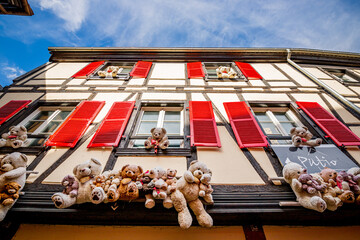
(325, 68, 360, 83)
(128, 105, 185, 148)
(204, 62, 244, 80)
(18, 106, 74, 146)
(252, 105, 304, 145)
(91, 62, 135, 80)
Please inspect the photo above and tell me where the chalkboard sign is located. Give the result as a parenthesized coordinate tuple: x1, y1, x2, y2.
(272, 144, 359, 173)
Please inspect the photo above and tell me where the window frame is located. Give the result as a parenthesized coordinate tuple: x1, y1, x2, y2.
(203, 62, 245, 81)
(323, 67, 360, 85)
(89, 61, 136, 80)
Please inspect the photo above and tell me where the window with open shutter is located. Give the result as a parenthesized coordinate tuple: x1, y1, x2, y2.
(187, 62, 205, 78)
(189, 101, 221, 147)
(72, 61, 105, 78)
(235, 62, 263, 80)
(45, 101, 105, 148)
(0, 100, 31, 125)
(130, 61, 152, 78)
(297, 101, 360, 146)
(88, 101, 135, 148)
(224, 102, 268, 148)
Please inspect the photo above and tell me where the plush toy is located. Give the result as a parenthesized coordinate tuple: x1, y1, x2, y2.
(166, 168, 177, 194)
(216, 66, 237, 79)
(197, 170, 214, 205)
(337, 171, 360, 195)
(0, 126, 27, 149)
(91, 175, 106, 190)
(0, 182, 21, 206)
(171, 161, 213, 229)
(282, 162, 326, 212)
(61, 175, 79, 198)
(98, 66, 121, 78)
(347, 167, 360, 204)
(290, 126, 322, 147)
(51, 158, 102, 209)
(139, 170, 156, 209)
(298, 173, 326, 194)
(118, 164, 143, 201)
(90, 170, 121, 204)
(312, 172, 342, 211)
(0, 152, 28, 221)
(147, 166, 172, 208)
(144, 128, 169, 154)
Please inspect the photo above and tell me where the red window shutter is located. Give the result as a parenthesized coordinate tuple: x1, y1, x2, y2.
(235, 62, 263, 80)
(189, 101, 221, 147)
(130, 61, 152, 78)
(297, 102, 360, 146)
(224, 102, 268, 148)
(46, 101, 105, 148)
(0, 100, 31, 125)
(72, 61, 105, 78)
(187, 62, 205, 78)
(88, 101, 135, 148)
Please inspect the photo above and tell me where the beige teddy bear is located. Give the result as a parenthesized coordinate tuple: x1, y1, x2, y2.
(0, 152, 28, 221)
(216, 66, 237, 79)
(282, 162, 327, 212)
(290, 126, 322, 147)
(171, 160, 213, 229)
(144, 128, 169, 153)
(0, 126, 27, 148)
(98, 66, 121, 78)
(51, 158, 102, 208)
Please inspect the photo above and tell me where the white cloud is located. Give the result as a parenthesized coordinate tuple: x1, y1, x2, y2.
(0, 63, 26, 86)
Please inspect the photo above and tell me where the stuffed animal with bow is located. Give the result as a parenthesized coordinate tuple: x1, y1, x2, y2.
(144, 128, 169, 154)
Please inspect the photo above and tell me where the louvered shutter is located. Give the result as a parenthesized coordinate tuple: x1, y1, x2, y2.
(88, 101, 135, 148)
(187, 62, 205, 78)
(235, 62, 263, 80)
(46, 101, 105, 147)
(72, 61, 105, 78)
(0, 100, 31, 125)
(189, 101, 221, 147)
(224, 102, 268, 148)
(297, 102, 360, 146)
(130, 61, 152, 78)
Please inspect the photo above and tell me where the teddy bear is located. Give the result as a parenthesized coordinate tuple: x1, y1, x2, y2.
(144, 128, 169, 154)
(139, 170, 156, 209)
(347, 167, 360, 184)
(0, 126, 27, 149)
(0, 182, 21, 206)
(171, 161, 213, 229)
(298, 173, 326, 194)
(51, 158, 102, 209)
(0, 152, 28, 221)
(216, 66, 237, 79)
(197, 170, 214, 205)
(290, 126, 322, 147)
(90, 170, 121, 204)
(61, 175, 79, 198)
(282, 161, 327, 212)
(97, 66, 121, 78)
(337, 171, 360, 195)
(166, 168, 177, 194)
(118, 164, 143, 201)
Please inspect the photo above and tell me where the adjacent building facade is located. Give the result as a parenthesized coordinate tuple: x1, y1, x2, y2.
(1, 48, 360, 239)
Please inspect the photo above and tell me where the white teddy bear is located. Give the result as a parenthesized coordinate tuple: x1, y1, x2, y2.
(0, 126, 27, 149)
(98, 66, 121, 78)
(216, 66, 237, 79)
(0, 152, 28, 221)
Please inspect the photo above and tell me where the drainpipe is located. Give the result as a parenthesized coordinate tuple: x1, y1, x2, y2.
(286, 49, 360, 117)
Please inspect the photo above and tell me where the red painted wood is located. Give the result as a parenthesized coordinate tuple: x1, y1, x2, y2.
(235, 62, 263, 80)
(130, 61, 152, 78)
(72, 61, 105, 78)
(45, 101, 105, 147)
(187, 62, 205, 78)
(189, 101, 221, 147)
(88, 101, 135, 148)
(0, 100, 31, 125)
(224, 102, 268, 148)
(297, 101, 360, 146)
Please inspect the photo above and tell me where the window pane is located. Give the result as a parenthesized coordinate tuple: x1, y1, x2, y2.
(24, 138, 46, 147)
(274, 113, 291, 122)
(53, 111, 71, 120)
(25, 121, 43, 133)
(40, 121, 61, 134)
(33, 111, 55, 120)
(138, 121, 157, 134)
(259, 122, 280, 135)
(255, 113, 271, 122)
(270, 139, 292, 145)
(132, 139, 146, 148)
(142, 111, 159, 120)
(121, 68, 132, 74)
(163, 122, 180, 134)
(164, 111, 180, 121)
(131, 139, 183, 148)
(281, 122, 297, 134)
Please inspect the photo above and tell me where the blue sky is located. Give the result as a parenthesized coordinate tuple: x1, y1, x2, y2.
(1, 0, 360, 87)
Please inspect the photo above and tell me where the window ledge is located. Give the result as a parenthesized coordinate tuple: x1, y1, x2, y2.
(115, 148, 192, 157)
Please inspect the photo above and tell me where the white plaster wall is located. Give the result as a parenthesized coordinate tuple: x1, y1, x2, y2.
(268, 82, 296, 87)
(35, 63, 88, 79)
(127, 78, 145, 85)
(242, 93, 290, 102)
(0, 92, 43, 107)
(65, 87, 90, 91)
(190, 79, 205, 86)
(197, 127, 264, 185)
(67, 79, 86, 85)
(148, 80, 185, 86)
(114, 156, 187, 175)
(251, 64, 288, 80)
(349, 126, 360, 138)
(275, 63, 317, 87)
(303, 67, 332, 79)
(207, 81, 248, 86)
(85, 80, 124, 86)
(150, 63, 186, 79)
(24, 80, 66, 85)
(191, 93, 207, 101)
(15, 63, 55, 85)
(249, 80, 266, 87)
(207, 93, 240, 122)
(248, 148, 278, 178)
(141, 92, 186, 100)
(322, 94, 359, 123)
(41, 93, 91, 101)
(321, 80, 357, 96)
(290, 93, 331, 112)
(349, 86, 360, 95)
(8, 87, 34, 91)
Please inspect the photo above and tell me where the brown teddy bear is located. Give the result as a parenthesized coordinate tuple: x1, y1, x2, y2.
(144, 128, 169, 153)
(118, 164, 143, 201)
(0, 126, 27, 149)
(139, 170, 156, 209)
(337, 171, 360, 195)
(298, 173, 326, 194)
(90, 170, 121, 204)
(198, 170, 214, 205)
(61, 175, 79, 198)
(166, 168, 177, 194)
(313, 171, 342, 211)
(282, 162, 327, 212)
(290, 126, 322, 147)
(0, 182, 21, 206)
(171, 161, 213, 229)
